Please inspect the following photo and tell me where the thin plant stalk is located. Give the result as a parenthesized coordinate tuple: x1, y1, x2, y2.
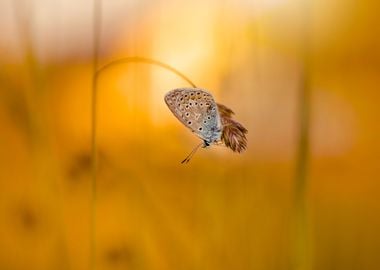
(90, 56, 196, 269)
(293, 1, 312, 270)
(91, 0, 101, 269)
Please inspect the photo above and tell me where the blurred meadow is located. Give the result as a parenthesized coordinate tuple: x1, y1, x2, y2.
(0, 0, 379, 269)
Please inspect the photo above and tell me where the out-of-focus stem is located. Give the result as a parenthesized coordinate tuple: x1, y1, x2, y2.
(91, 0, 101, 269)
(293, 1, 312, 270)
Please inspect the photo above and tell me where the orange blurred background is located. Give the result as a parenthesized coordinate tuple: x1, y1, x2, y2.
(0, 0, 379, 269)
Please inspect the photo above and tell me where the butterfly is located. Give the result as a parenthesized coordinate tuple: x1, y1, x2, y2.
(164, 88, 248, 163)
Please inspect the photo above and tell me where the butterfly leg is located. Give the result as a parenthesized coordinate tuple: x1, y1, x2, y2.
(181, 142, 205, 164)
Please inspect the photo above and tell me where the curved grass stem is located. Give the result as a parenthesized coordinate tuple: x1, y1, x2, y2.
(90, 56, 196, 269)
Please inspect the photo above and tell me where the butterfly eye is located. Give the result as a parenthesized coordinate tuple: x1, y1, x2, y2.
(186, 105, 189, 108)
(184, 94, 188, 98)
(189, 102, 192, 106)
(195, 102, 198, 105)
(188, 121, 192, 125)
(200, 103, 203, 106)
(190, 93, 194, 96)
(197, 92, 201, 95)
(199, 127, 203, 131)
(207, 116, 211, 119)
(203, 120, 207, 124)
(186, 113, 190, 117)
(180, 97, 183, 101)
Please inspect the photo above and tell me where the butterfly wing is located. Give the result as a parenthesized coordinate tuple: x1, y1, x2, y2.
(164, 88, 222, 143)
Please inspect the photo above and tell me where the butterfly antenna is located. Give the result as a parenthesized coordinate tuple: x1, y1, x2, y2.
(181, 142, 204, 164)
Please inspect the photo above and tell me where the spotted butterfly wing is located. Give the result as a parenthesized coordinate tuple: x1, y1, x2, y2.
(164, 88, 222, 144)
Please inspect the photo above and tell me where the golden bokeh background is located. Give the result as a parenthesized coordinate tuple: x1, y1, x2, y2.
(0, 0, 379, 269)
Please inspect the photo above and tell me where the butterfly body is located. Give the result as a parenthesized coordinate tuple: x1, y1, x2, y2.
(165, 88, 247, 162)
